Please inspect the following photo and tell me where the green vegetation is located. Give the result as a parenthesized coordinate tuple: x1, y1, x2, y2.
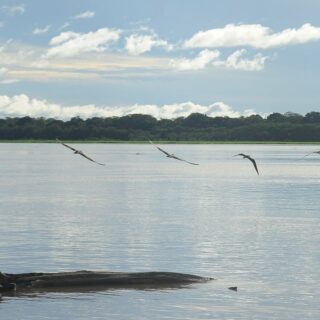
(0, 111, 319, 142)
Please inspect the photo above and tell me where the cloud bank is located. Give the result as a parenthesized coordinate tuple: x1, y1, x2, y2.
(1, 22, 319, 79)
(0, 94, 257, 120)
(184, 23, 320, 49)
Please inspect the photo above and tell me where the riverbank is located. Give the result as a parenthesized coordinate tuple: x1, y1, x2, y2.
(0, 140, 319, 144)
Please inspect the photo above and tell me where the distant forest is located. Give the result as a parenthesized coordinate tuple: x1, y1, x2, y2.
(0, 111, 320, 142)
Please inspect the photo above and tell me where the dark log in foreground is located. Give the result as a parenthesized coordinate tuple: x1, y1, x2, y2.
(0, 271, 213, 293)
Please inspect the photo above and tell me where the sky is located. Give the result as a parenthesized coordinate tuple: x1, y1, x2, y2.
(0, 0, 319, 119)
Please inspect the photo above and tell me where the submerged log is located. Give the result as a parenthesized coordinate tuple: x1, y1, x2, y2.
(0, 271, 212, 293)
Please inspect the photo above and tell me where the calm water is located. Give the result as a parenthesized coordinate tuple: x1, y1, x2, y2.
(0, 143, 319, 320)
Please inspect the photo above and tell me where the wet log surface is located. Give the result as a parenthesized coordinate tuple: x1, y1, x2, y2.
(0, 271, 213, 293)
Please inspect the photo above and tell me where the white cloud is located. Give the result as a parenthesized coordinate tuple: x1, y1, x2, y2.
(170, 49, 220, 70)
(170, 49, 268, 72)
(33, 25, 51, 35)
(73, 11, 95, 19)
(46, 28, 121, 58)
(1, 4, 25, 16)
(49, 31, 79, 45)
(213, 49, 268, 71)
(125, 34, 172, 55)
(0, 94, 257, 120)
(184, 23, 320, 49)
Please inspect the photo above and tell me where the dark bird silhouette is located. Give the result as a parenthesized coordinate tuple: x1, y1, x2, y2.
(149, 140, 199, 165)
(302, 150, 320, 158)
(234, 153, 259, 175)
(56, 138, 105, 166)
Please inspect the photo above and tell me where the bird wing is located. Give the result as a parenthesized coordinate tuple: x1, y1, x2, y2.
(302, 152, 313, 158)
(233, 153, 245, 157)
(181, 159, 199, 165)
(149, 140, 171, 156)
(56, 138, 78, 152)
(156, 146, 171, 157)
(248, 157, 259, 175)
(171, 155, 199, 165)
(302, 151, 320, 158)
(78, 151, 105, 166)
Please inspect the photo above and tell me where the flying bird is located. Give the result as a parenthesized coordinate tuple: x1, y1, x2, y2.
(149, 140, 199, 165)
(302, 150, 320, 158)
(234, 153, 259, 175)
(56, 138, 105, 166)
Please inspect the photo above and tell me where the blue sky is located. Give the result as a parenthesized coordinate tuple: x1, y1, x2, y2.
(0, 0, 319, 119)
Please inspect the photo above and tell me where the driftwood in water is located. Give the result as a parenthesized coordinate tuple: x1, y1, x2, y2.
(0, 271, 212, 293)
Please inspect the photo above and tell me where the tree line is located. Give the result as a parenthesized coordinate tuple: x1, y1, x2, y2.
(0, 111, 319, 142)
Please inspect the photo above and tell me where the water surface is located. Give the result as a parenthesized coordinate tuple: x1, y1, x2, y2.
(0, 143, 319, 319)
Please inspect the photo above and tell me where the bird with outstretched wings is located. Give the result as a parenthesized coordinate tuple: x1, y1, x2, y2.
(56, 138, 105, 166)
(234, 153, 259, 175)
(149, 140, 199, 165)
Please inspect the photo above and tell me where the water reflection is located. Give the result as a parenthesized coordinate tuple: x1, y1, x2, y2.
(0, 282, 202, 301)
